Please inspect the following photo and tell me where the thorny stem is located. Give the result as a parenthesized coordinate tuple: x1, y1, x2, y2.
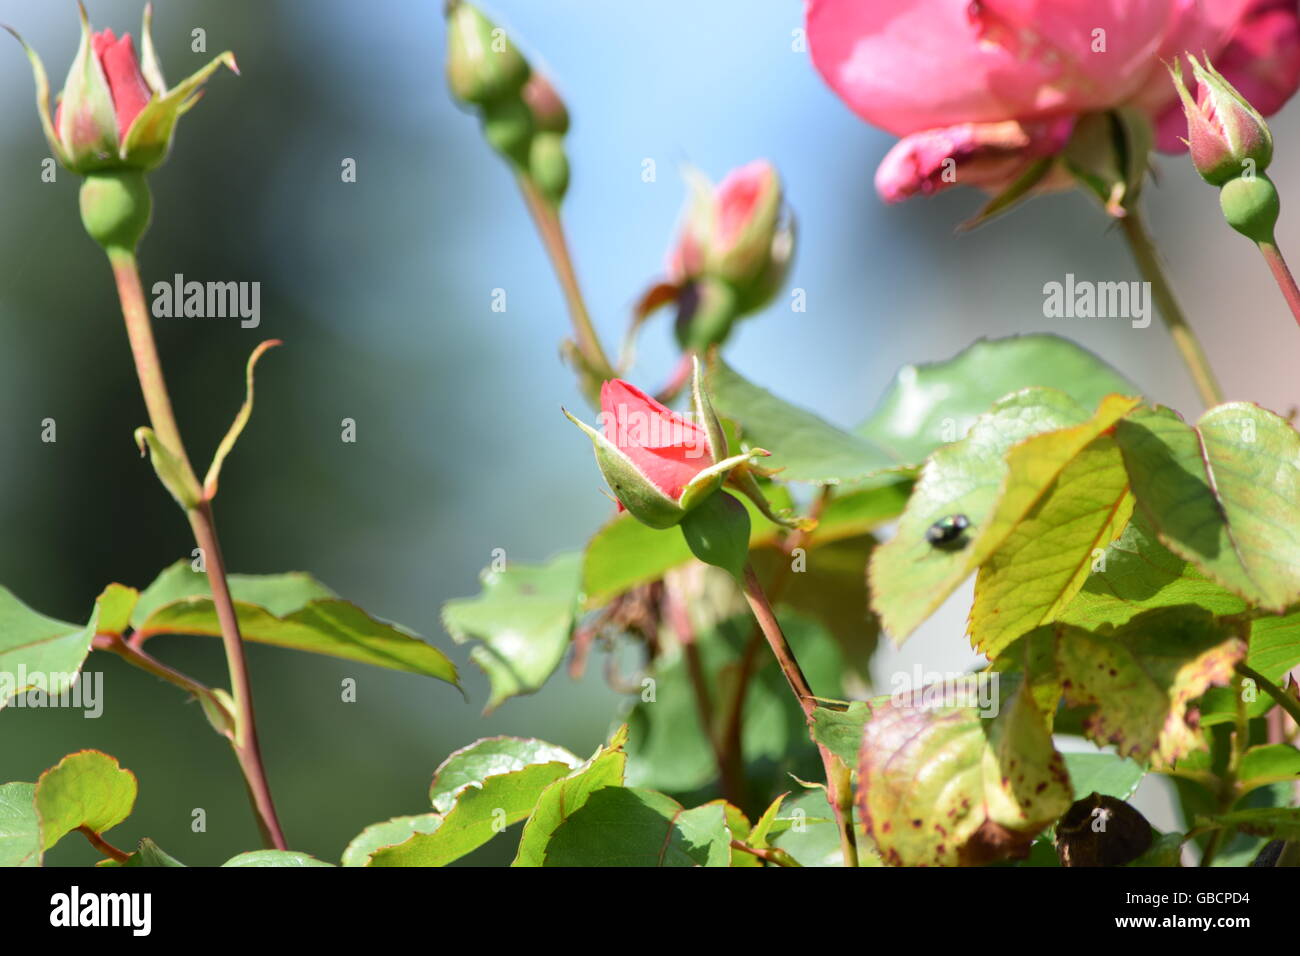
(107, 247, 286, 851)
(516, 174, 616, 391)
(1237, 662, 1300, 729)
(1257, 240, 1300, 332)
(1120, 209, 1226, 408)
(741, 562, 859, 867)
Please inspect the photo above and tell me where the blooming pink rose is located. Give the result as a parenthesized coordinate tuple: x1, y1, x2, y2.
(807, 0, 1300, 203)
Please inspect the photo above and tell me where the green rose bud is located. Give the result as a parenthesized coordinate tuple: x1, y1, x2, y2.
(445, 1, 529, 107)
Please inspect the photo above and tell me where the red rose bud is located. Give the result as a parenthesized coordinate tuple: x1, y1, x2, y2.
(8, 3, 236, 175)
(1170, 54, 1274, 186)
(445, 0, 530, 107)
(564, 359, 761, 529)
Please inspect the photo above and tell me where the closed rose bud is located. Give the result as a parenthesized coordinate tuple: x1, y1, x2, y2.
(445, 0, 529, 107)
(9, 4, 237, 175)
(663, 161, 795, 347)
(564, 359, 761, 528)
(1170, 54, 1274, 186)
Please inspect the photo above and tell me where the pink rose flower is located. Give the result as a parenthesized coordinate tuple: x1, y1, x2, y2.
(806, 0, 1300, 203)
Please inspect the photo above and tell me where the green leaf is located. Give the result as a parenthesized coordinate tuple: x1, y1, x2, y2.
(0, 783, 40, 867)
(1115, 403, 1300, 612)
(971, 434, 1134, 656)
(857, 682, 1072, 866)
(1127, 831, 1187, 867)
(221, 850, 334, 867)
(342, 815, 441, 867)
(1194, 808, 1300, 841)
(132, 560, 457, 685)
(1055, 608, 1245, 763)
(1056, 511, 1247, 631)
(366, 737, 581, 867)
(858, 335, 1137, 466)
(441, 553, 581, 711)
(0, 583, 130, 710)
(1062, 753, 1146, 801)
(708, 358, 895, 483)
(1236, 744, 1300, 797)
(680, 491, 750, 580)
(748, 792, 788, 850)
(513, 726, 629, 867)
(542, 788, 732, 866)
(870, 389, 1137, 641)
(119, 837, 186, 867)
(811, 702, 874, 768)
(35, 751, 137, 852)
(1202, 611, 1300, 727)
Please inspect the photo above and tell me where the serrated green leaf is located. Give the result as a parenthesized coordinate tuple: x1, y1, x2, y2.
(131, 561, 457, 684)
(342, 814, 441, 867)
(871, 389, 1136, 641)
(708, 358, 895, 483)
(441, 553, 581, 711)
(221, 850, 334, 867)
(971, 434, 1134, 656)
(542, 788, 732, 866)
(857, 682, 1072, 867)
(513, 726, 629, 867)
(0, 783, 40, 867)
(858, 335, 1136, 465)
(1062, 753, 1147, 801)
(1115, 403, 1300, 612)
(366, 737, 581, 867)
(1056, 608, 1245, 763)
(1056, 511, 1247, 631)
(35, 751, 136, 852)
(1201, 611, 1300, 727)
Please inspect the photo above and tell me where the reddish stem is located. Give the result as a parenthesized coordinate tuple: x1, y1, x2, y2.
(108, 248, 286, 850)
(1258, 241, 1300, 331)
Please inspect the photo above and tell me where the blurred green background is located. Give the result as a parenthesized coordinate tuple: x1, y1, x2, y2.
(2, 1, 1297, 865)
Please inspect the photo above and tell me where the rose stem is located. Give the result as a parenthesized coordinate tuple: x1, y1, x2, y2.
(107, 247, 286, 851)
(1256, 240, 1300, 331)
(740, 562, 859, 867)
(516, 174, 616, 386)
(722, 487, 832, 784)
(1120, 209, 1226, 407)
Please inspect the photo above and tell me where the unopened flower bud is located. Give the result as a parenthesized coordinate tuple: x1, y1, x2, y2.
(563, 359, 760, 529)
(529, 131, 569, 203)
(1169, 54, 1274, 186)
(445, 1, 529, 107)
(662, 161, 795, 346)
(9, 4, 237, 175)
